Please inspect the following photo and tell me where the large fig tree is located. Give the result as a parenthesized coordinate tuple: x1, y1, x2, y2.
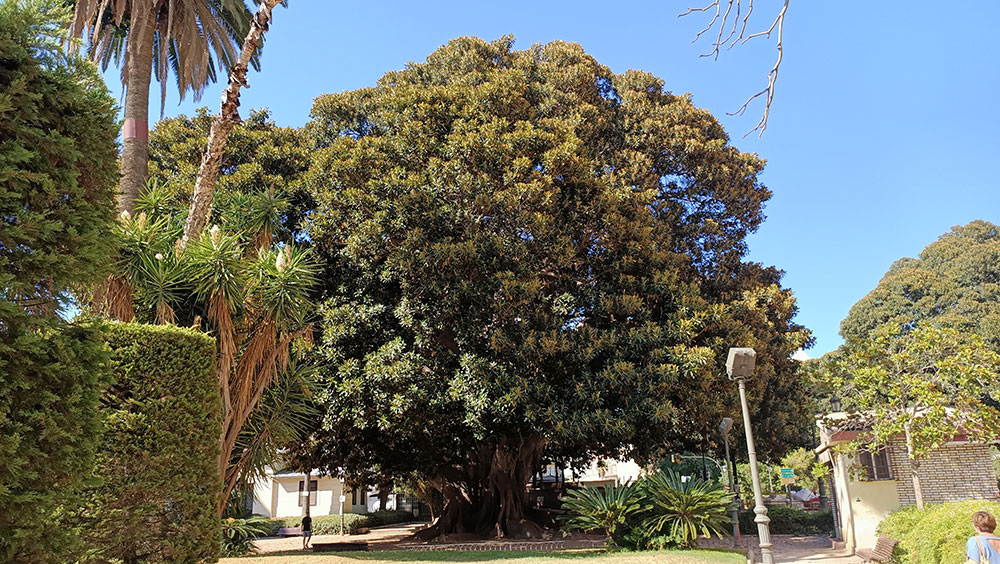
(304, 36, 808, 538)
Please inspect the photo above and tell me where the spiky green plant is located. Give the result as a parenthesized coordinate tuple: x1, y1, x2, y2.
(559, 481, 646, 546)
(221, 516, 273, 556)
(640, 469, 733, 549)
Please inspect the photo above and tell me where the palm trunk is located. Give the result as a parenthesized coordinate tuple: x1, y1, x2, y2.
(904, 422, 925, 509)
(119, 7, 156, 215)
(304, 470, 312, 518)
(182, 0, 283, 244)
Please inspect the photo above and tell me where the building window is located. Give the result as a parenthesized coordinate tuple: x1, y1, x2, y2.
(298, 479, 318, 506)
(859, 448, 892, 481)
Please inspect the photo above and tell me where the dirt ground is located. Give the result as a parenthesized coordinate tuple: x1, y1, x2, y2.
(252, 523, 428, 553)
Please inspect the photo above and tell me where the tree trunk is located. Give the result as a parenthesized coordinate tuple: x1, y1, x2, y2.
(182, 0, 283, 244)
(119, 6, 156, 215)
(378, 484, 391, 511)
(904, 423, 925, 509)
(304, 470, 312, 518)
(416, 436, 547, 540)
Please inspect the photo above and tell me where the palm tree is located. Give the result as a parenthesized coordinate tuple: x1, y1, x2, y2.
(69, 0, 253, 214)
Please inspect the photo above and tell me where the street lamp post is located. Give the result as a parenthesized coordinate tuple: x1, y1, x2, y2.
(727, 347, 774, 564)
(719, 417, 740, 548)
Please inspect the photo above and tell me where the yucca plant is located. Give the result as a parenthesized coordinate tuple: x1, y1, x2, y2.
(559, 481, 646, 546)
(639, 469, 733, 549)
(93, 191, 319, 516)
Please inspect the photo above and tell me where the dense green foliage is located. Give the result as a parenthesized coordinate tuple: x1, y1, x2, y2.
(560, 482, 646, 546)
(305, 35, 810, 536)
(83, 323, 221, 564)
(640, 470, 732, 549)
(0, 0, 119, 317)
(833, 325, 1000, 508)
(103, 112, 320, 513)
(875, 500, 1000, 564)
(841, 221, 1000, 352)
(739, 506, 832, 535)
(0, 324, 108, 563)
(0, 2, 118, 561)
(876, 505, 924, 563)
(268, 510, 417, 536)
(221, 516, 273, 557)
(561, 471, 731, 550)
(146, 108, 312, 243)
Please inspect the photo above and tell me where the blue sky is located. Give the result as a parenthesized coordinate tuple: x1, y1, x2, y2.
(101, 1, 1000, 357)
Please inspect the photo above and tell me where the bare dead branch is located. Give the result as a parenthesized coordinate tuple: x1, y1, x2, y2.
(682, 0, 788, 135)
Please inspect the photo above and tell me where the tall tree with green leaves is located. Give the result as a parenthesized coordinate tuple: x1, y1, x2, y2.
(841, 220, 1000, 352)
(91, 109, 318, 514)
(0, 1, 118, 559)
(68, 0, 255, 213)
(833, 325, 1000, 509)
(304, 36, 809, 538)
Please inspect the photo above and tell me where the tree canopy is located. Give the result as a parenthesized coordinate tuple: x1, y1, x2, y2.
(833, 325, 1000, 509)
(303, 36, 809, 537)
(841, 220, 1000, 352)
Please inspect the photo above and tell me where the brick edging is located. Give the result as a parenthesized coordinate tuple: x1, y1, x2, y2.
(391, 539, 606, 552)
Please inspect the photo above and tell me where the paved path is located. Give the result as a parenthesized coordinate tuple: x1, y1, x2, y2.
(252, 522, 426, 553)
(701, 535, 858, 564)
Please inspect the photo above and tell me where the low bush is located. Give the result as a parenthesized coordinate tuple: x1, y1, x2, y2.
(739, 506, 833, 535)
(222, 516, 273, 556)
(560, 482, 645, 546)
(269, 510, 415, 536)
(875, 504, 924, 563)
(877, 500, 1000, 564)
(560, 470, 733, 550)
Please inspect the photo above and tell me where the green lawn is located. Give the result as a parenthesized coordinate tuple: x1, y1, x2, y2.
(220, 549, 745, 564)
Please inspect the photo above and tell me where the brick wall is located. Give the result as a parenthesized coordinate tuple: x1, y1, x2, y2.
(886, 441, 999, 506)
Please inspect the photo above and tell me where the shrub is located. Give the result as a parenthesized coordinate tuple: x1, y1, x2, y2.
(739, 506, 833, 535)
(221, 516, 273, 556)
(82, 323, 221, 563)
(0, 1, 117, 558)
(640, 469, 733, 549)
(877, 500, 1000, 564)
(0, 323, 108, 563)
(559, 470, 733, 550)
(269, 510, 416, 536)
(876, 504, 924, 563)
(559, 482, 645, 545)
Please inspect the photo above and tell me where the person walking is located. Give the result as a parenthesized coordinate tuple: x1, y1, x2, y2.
(301, 514, 313, 550)
(966, 511, 1000, 563)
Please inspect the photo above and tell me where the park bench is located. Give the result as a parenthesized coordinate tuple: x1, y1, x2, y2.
(276, 526, 302, 537)
(856, 536, 898, 563)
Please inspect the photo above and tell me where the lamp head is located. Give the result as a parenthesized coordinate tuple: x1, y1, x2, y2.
(719, 417, 734, 435)
(726, 347, 756, 380)
(830, 395, 842, 412)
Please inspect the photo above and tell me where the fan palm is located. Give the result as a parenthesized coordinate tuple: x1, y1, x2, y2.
(69, 0, 254, 214)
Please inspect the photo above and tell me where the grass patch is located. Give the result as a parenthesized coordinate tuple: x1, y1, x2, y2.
(219, 548, 745, 564)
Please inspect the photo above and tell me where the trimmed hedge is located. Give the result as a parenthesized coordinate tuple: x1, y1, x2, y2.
(739, 506, 833, 535)
(269, 510, 416, 536)
(876, 500, 1000, 564)
(83, 323, 221, 563)
(0, 323, 108, 563)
